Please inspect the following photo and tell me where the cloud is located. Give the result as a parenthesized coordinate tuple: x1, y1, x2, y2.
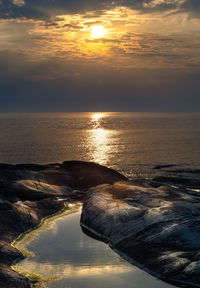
(1, 6, 199, 71)
(180, 0, 200, 18)
(12, 0, 26, 7)
(0, 1, 199, 112)
(1, 0, 199, 21)
(0, 0, 112, 20)
(0, 52, 200, 112)
(144, 0, 183, 7)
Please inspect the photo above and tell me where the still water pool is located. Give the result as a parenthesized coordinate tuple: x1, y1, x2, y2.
(14, 205, 176, 288)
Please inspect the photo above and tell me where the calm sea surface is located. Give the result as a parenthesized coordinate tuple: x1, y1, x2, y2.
(0, 112, 199, 179)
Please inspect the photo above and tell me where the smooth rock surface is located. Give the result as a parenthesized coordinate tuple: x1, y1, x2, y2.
(81, 181, 200, 288)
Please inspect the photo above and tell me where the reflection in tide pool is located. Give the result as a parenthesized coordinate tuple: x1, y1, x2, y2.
(15, 208, 175, 288)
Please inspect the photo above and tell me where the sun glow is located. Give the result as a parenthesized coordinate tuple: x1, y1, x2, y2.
(92, 113, 105, 120)
(91, 25, 106, 39)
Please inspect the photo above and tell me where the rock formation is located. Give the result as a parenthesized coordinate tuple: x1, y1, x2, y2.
(0, 161, 199, 288)
(81, 181, 200, 287)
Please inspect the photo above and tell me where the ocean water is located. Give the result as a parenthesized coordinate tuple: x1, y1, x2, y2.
(0, 112, 199, 180)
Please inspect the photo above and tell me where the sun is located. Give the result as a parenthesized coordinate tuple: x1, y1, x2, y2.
(91, 25, 106, 39)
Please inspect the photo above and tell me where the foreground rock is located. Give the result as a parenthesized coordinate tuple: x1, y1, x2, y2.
(0, 161, 127, 288)
(81, 181, 200, 288)
(1, 160, 200, 288)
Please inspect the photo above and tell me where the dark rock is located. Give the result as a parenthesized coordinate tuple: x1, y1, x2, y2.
(0, 265, 30, 288)
(0, 161, 127, 288)
(164, 169, 200, 174)
(0, 242, 24, 266)
(0, 161, 199, 288)
(81, 180, 200, 288)
(61, 161, 127, 189)
(153, 164, 177, 170)
(153, 176, 200, 188)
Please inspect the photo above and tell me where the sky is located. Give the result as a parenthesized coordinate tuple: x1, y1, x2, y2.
(0, 0, 200, 112)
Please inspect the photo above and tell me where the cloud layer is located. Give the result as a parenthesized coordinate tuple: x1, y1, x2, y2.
(0, 0, 200, 111)
(0, 0, 200, 20)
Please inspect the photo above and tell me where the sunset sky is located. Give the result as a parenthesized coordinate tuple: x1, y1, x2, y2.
(0, 0, 200, 112)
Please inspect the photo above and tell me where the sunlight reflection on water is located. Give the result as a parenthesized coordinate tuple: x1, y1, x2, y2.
(87, 113, 118, 165)
(89, 116, 119, 165)
(0, 112, 199, 180)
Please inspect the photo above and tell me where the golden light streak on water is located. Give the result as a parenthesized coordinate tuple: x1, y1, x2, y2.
(91, 113, 105, 120)
(88, 113, 117, 165)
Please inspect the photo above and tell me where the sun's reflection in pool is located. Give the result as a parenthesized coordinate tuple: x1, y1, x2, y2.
(16, 261, 132, 279)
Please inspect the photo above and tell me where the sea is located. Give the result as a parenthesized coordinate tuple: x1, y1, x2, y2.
(0, 112, 199, 181)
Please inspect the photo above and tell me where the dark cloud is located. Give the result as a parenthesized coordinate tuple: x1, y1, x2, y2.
(1, 0, 200, 20)
(0, 0, 112, 20)
(0, 50, 199, 112)
(1, 70, 200, 112)
(180, 0, 200, 18)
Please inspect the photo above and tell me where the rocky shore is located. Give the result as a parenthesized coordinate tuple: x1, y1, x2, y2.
(0, 161, 200, 288)
(0, 161, 126, 288)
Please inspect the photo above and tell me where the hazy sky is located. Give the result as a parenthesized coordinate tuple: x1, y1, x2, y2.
(0, 0, 200, 112)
